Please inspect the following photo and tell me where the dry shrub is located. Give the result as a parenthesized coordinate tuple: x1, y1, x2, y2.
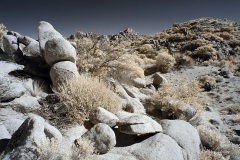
(166, 33, 187, 42)
(197, 125, 236, 155)
(229, 39, 240, 48)
(152, 80, 204, 117)
(198, 75, 216, 91)
(73, 37, 122, 75)
(155, 50, 176, 73)
(202, 57, 240, 73)
(191, 44, 217, 61)
(201, 27, 215, 33)
(72, 138, 96, 160)
(54, 75, 120, 126)
(174, 54, 194, 69)
(154, 32, 169, 40)
(200, 150, 228, 160)
(0, 23, 7, 49)
(202, 33, 223, 42)
(181, 39, 210, 51)
(37, 138, 60, 160)
(108, 53, 145, 84)
(220, 27, 236, 33)
(138, 44, 153, 54)
(216, 32, 235, 40)
(220, 103, 240, 114)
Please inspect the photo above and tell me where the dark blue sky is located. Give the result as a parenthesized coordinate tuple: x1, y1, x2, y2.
(1, 0, 240, 39)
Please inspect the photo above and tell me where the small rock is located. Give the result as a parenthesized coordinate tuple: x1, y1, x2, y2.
(2, 35, 18, 55)
(230, 149, 240, 160)
(90, 107, 119, 127)
(44, 37, 76, 66)
(230, 136, 240, 144)
(82, 123, 116, 153)
(152, 72, 168, 89)
(132, 77, 146, 88)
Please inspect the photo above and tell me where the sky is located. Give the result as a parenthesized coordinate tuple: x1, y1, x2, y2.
(1, 0, 240, 39)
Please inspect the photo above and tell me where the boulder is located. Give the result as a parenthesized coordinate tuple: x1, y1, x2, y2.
(21, 40, 41, 57)
(44, 37, 76, 66)
(0, 115, 62, 160)
(97, 133, 184, 160)
(38, 21, 62, 54)
(117, 113, 162, 135)
(89, 107, 119, 127)
(125, 98, 146, 114)
(161, 120, 201, 160)
(152, 72, 168, 89)
(0, 82, 26, 102)
(2, 35, 18, 55)
(82, 123, 116, 154)
(49, 61, 79, 90)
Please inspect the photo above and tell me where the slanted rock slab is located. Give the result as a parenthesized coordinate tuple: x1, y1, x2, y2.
(90, 107, 119, 127)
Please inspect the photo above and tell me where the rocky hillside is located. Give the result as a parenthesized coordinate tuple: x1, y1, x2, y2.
(0, 18, 239, 160)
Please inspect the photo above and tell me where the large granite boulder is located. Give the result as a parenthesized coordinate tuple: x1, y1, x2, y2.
(44, 37, 76, 66)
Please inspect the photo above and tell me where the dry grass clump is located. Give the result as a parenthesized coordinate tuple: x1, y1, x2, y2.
(138, 44, 153, 54)
(0, 23, 7, 49)
(151, 80, 204, 118)
(31, 80, 43, 97)
(71, 138, 96, 160)
(191, 44, 217, 61)
(197, 125, 236, 155)
(200, 150, 228, 160)
(54, 74, 120, 126)
(155, 50, 176, 73)
(198, 75, 216, 91)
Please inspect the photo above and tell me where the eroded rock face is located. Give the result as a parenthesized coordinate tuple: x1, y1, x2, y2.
(0, 115, 62, 160)
(38, 21, 62, 54)
(44, 37, 76, 66)
(161, 120, 201, 160)
(82, 123, 116, 154)
(49, 61, 79, 90)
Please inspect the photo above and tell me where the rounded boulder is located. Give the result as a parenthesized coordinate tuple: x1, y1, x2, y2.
(44, 37, 76, 66)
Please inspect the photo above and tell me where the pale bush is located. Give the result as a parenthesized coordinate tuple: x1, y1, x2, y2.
(71, 138, 96, 160)
(55, 75, 121, 125)
(200, 150, 228, 160)
(155, 50, 176, 73)
(152, 80, 204, 118)
(0, 23, 7, 49)
(197, 125, 236, 154)
(138, 44, 153, 54)
(108, 53, 145, 84)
